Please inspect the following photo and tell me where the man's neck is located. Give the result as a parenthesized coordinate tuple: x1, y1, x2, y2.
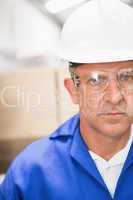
(80, 119, 131, 161)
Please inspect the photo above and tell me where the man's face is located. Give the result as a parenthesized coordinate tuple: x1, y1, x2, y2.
(66, 61, 133, 139)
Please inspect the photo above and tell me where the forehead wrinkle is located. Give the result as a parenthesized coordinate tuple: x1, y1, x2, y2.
(75, 61, 133, 74)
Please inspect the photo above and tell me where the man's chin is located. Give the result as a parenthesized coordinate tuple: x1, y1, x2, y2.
(99, 123, 131, 139)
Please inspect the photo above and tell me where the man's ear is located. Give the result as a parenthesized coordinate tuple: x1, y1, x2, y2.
(64, 78, 79, 104)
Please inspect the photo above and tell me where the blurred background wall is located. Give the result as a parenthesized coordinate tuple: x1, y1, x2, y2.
(0, 0, 78, 174)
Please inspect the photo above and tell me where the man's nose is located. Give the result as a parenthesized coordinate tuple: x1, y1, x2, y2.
(103, 79, 124, 105)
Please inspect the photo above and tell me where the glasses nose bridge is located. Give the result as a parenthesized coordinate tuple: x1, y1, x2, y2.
(108, 70, 118, 81)
(106, 71, 120, 89)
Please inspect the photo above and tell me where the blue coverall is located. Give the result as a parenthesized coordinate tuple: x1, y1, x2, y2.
(1, 114, 133, 200)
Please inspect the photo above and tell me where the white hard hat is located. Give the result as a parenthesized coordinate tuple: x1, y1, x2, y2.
(59, 0, 133, 63)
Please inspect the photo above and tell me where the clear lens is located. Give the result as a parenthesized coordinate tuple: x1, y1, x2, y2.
(118, 68, 133, 91)
(74, 68, 133, 93)
(85, 72, 108, 90)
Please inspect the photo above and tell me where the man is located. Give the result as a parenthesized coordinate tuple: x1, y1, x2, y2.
(1, 0, 133, 199)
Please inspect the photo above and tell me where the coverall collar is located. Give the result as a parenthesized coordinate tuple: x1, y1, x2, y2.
(50, 113, 133, 194)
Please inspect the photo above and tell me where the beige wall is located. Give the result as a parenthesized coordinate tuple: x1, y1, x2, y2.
(0, 67, 78, 141)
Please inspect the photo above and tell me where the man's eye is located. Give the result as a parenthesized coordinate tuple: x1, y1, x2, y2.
(88, 78, 100, 85)
(119, 72, 133, 82)
(87, 76, 107, 86)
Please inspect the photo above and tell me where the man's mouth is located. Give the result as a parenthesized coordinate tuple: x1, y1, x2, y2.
(106, 112, 124, 115)
(98, 111, 126, 116)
